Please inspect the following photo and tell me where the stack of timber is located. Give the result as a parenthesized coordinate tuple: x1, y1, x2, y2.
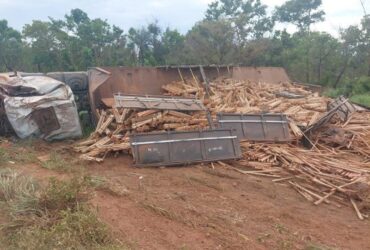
(74, 76, 370, 219)
(162, 77, 329, 126)
(74, 108, 209, 162)
(205, 77, 328, 127)
(227, 141, 370, 220)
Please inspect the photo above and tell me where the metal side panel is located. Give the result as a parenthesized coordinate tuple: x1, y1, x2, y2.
(130, 129, 241, 167)
(302, 97, 356, 148)
(114, 94, 205, 111)
(216, 113, 291, 142)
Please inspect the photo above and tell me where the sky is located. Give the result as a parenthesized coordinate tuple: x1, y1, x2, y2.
(0, 0, 369, 36)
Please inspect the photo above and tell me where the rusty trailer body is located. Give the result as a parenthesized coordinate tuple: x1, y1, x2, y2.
(113, 94, 205, 111)
(88, 66, 291, 120)
(130, 129, 241, 167)
(216, 113, 291, 142)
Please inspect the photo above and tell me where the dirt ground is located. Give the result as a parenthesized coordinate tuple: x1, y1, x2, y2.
(2, 140, 370, 250)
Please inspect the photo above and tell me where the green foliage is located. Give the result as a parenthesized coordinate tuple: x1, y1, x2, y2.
(206, 0, 274, 41)
(274, 0, 325, 32)
(323, 88, 346, 98)
(0, 5, 369, 93)
(4, 207, 121, 250)
(352, 76, 370, 94)
(39, 177, 89, 213)
(128, 22, 185, 66)
(184, 20, 236, 64)
(350, 94, 370, 107)
(323, 77, 370, 107)
(0, 20, 22, 71)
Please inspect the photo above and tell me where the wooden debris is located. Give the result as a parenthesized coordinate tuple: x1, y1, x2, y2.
(74, 76, 370, 220)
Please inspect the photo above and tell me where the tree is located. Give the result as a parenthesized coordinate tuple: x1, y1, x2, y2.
(360, 15, 370, 76)
(61, 9, 127, 68)
(274, 0, 325, 32)
(183, 20, 236, 64)
(206, 0, 274, 46)
(128, 27, 152, 66)
(127, 22, 184, 66)
(0, 20, 22, 71)
(161, 28, 185, 65)
(333, 25, 363, 88)
(308, 32, 340, 84)
(23, 21, 59, 72)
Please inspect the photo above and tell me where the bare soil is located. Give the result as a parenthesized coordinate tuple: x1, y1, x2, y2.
(2, 141, 370, 250)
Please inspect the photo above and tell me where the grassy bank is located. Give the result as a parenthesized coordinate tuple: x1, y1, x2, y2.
(0, 167, 125, 249)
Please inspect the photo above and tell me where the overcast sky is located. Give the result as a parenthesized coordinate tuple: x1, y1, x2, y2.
(0, 0, 369, 36)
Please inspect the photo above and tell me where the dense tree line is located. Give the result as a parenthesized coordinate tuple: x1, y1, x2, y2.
(0, 0, 369, 103)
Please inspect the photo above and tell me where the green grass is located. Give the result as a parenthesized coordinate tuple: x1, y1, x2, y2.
(0, 141, 38, 166)
(41, 151, 85, 173)
(350, 94, 370, 107)
(323, 88, 346, 98)
(0, 170, 125, 250)
(4, 207, 121, 250)
(0, 148, 10, 165)
(41, 151, 71, 171)
(323, 87, 370, 108)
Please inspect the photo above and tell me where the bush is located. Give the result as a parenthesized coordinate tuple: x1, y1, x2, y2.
(39, 177, 89, 214)
(350, 94, 370, 107)
(352, 76, 370, 95)
(0, 171, 122, 249)
(323, 88, 346, 98)
(5, 207, 119, 250)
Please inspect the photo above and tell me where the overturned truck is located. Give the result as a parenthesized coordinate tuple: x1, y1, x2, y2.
(76, 66, 327, 165)
(88, 66, 292, 120)
(0, 74, 82, 140)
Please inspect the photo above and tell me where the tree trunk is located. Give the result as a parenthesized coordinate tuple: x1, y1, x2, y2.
(318, 56, 322, 84)
(334, 58, 349, 88)
(306, 44, 310, 83)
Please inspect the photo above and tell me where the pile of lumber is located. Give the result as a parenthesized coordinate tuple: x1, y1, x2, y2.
(162, 77, 204, 99)
(204, 77, 328, 126)
(229, 141, 370, 220)
(74, 76, 370, 218)
(74, 108, 209, 162)
(75, 77, 369, 162)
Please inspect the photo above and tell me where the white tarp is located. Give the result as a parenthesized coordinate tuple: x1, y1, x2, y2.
(0, 75, 82, 140)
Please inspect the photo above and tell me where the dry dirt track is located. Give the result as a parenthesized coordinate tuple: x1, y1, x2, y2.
(4, 141, 370, 250)
(84, 156, 370, 250)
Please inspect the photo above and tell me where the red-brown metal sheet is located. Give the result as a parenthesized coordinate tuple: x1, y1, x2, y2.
(231, 67, 291, 84)
(88, 66, 292, 121)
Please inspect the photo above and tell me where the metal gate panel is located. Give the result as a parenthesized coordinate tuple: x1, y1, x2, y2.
(216, 113, 290, 142)
(130, 129, 241, 167)
(328, 96, 356, 122)
(114, 94, 205, 111)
